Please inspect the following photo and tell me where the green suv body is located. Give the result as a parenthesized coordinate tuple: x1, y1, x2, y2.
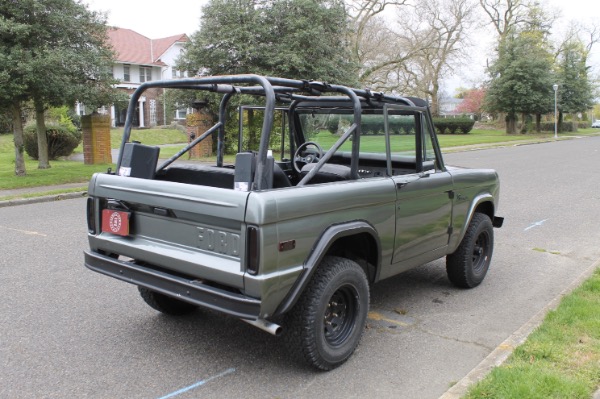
(84, 75, 503, 370)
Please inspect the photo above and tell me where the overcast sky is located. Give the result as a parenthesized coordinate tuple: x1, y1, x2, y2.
(82, 0, 600, 92)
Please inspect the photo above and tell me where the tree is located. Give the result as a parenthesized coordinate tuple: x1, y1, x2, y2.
(484, 32, 554, 133)
(479, 0, 531, 41)
(0, 0, 118, 173)
(356, 0, 475, 113)
(344, 0, 410, 85)
(483, 2, 557, 133)
(180, 0, 357, 84)
(267, 0, 358, 83)
(401, 0, 477, 116)
(556, 40, 595, 130)
(552, 22, 599, 131)
(456, 88, 486, 119)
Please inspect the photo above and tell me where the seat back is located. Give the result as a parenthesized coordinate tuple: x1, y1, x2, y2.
(300, 163, 352, 184)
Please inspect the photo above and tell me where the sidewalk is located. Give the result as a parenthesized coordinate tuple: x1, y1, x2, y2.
(0, 182, 88, 208)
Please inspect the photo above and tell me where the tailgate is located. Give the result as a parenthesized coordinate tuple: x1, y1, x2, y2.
(88, 173, 250, 289)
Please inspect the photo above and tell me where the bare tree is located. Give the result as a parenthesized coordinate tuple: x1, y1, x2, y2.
(345, 0, 413, 85)
(357, 14, 433, 90)
(386, 0, 477, 115)
(479, 0, 530, 40)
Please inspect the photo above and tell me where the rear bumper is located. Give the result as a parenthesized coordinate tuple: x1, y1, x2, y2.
(84, 250, 261, 319)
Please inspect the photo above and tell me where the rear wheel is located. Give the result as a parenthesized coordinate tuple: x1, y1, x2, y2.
(284, 256, 369, 370)
(446, 213, 494, 288)
(138, 287, 197, 316)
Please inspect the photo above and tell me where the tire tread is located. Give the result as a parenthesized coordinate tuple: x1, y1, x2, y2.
(446, 213, 494, 288)
(283, 256, 369, 370)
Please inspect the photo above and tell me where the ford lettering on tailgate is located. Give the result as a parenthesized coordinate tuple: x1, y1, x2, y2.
(197, 226, 240, 257)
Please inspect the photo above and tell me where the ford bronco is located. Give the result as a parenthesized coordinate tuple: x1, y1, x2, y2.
(84, 75, 503, 370)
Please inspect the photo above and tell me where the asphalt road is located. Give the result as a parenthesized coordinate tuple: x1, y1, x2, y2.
(1, 136, 599, 399)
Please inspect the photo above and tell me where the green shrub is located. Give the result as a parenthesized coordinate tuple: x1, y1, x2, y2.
(326, 115, 415, 135)
(539, 121, 588, 133)
(24, 123, 82, 160)
(433, 117, 475, 134)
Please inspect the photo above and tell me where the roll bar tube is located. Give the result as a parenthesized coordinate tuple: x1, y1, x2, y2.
(116, 74, 430, 187)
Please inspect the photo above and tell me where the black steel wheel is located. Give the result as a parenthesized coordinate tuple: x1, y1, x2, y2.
(324, 286, 358, 347)
(446, 213, 494, 288)
(138, 286, 197, 316)
(284, 256, 369, 370)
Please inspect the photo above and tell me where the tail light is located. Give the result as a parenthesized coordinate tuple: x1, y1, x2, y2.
(246, 226, 260, 275)
(86, 198, 96, 234)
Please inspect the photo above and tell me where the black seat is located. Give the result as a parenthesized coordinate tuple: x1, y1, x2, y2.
(300, 163, 352, 184)
(273, 163, 292, 188)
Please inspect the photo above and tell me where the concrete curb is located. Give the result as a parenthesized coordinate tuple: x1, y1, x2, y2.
(0, 191, 87, 208)
(438, 256, 600, 399)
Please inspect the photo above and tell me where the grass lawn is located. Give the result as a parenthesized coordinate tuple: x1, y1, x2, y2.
(0, 127, 187, 191)
(464, 268, 600, 398)
(109, 127, 187, 147)
(0, 135, 111, 191)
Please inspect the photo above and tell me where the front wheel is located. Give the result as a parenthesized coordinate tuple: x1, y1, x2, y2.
(284, 256, 370, 370)
(446, 213, 494, 288)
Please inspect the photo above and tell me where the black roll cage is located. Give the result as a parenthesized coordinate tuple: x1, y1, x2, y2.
(117, 74, 433, 190)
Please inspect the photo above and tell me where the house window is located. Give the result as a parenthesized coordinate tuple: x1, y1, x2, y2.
(174, 106, 191, 120)
(140, 66, 152, 83)
(123, 65, 130, 82)
(171, 69, 188, 79)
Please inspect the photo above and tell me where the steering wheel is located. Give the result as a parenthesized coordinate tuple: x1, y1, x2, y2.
(293, 141, 324, 173)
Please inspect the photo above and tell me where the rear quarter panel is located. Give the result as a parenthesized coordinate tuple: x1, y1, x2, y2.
(243, 178, 397, 311)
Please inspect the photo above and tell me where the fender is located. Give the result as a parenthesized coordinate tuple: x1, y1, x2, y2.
(448, 192, 500, 252)
(273, 220, 381, 317)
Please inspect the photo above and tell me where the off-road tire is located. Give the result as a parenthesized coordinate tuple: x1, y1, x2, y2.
(446, 213, 494, 288)
(284, 256, 369, 370)
(138, 287, 197, 316)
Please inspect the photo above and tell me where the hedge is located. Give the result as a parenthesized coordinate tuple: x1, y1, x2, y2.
(326, 115, 415, 135)
(432, 118, 475, 134)
(538, 121, 588, 133)
(24, 124, 82, 160)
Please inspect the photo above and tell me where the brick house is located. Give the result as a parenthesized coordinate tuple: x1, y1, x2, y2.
(87, 28, 191, 128)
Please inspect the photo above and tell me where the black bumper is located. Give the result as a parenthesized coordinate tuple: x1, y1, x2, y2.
(84, 250, 261, 319)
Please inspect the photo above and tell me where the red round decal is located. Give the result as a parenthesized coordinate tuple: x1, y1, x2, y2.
(108, 212, 122, 233)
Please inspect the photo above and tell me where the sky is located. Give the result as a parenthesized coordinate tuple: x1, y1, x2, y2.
(83, 0, 207, 38)
(83, 0, 600, 93)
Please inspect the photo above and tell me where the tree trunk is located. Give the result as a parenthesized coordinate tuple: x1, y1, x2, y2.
(430, 83, 440, 117)
(11, 103, 26, 176)
(506, 112, 517, 134)
(535, 114, 541, 133)
(558, 111, 564, 133)
(520, 112, 528, 134)
(35, 98, 51, 169)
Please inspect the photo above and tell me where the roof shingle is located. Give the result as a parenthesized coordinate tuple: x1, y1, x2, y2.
(107, 28, 189, 66)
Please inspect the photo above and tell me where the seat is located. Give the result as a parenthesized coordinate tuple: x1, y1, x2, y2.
(300, 163, 352, 184)
(273, 163, 292, 188)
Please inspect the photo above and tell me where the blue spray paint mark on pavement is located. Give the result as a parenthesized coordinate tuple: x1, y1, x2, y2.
(524, 219, 548, 231)
(157, 368, 236, 399)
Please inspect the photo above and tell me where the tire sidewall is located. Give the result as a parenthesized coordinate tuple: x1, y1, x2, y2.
(464, 215, 494, 285)
(311, 260, 369, 366)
